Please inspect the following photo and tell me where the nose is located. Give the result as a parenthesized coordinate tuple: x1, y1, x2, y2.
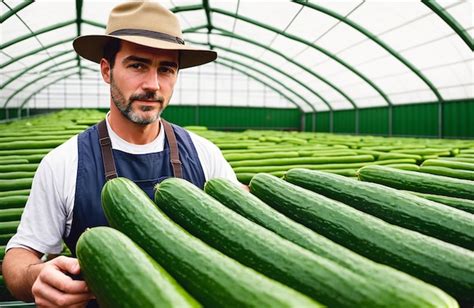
(141, 69, 160, 92)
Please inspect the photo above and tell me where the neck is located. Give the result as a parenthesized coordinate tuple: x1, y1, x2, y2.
(108, 107, 160, 145)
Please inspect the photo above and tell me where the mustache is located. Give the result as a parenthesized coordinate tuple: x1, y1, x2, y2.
(130, 92, 164, 103)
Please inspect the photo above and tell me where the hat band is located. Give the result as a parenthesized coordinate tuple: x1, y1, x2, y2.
(109, 29, 185, 45)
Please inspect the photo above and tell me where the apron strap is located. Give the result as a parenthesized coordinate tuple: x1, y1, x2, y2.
(97, 120, 118, 181)
(161, 119, 183, 178)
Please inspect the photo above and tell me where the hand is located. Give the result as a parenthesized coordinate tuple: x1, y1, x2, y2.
(31, 256, 95, 307)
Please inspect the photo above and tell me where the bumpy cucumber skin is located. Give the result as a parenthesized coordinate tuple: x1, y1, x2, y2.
(156, 178, 414, 307)
(285, 168, 474, 250)
(205, 178, 458, 308)
(358, 165, 474, 200)
(101, 177, 320, 308)
(76, 227, 200, 308)
(419, 166, 474, 181)
(250, 173, 473, 306)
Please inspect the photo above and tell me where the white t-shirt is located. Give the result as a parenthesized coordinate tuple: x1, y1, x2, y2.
(7, 117, 237, 254)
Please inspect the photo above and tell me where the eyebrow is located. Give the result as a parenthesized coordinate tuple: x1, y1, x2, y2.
(123, 56, 178, 68)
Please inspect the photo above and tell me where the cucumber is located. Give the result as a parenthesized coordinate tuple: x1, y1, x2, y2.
(236, 173, 254, 185)
(0, 246, 5, 260)
(0, 208, 23, 222)
(101, 177, 320, 308)
(224, 152, 299, 162)
(419, 166, 474, 181)
(422, 159, 474, 171)
(0, 233, 14, 245)
(0, 140, 65, 150)
(156, 178, 385, 307)
(0, 172, 35, 179)
(285, 168, 474, 250)
(250, 173, 474, 305)
(0, 178, 33, 192)
(0, 221, 20, 234)
(205, 178, 457, 308)
(76, 227, 201, 308)
(0, 134, 74, 143)
(404, 191, 474, 214)
(0, 163, 38, 173)
(384, 163, 420, 171)
(440, 157, 474, 164)
(391, 148, 452, 156)
(358, 165, 474, 200)
(0, 196, 28, 209)
(0, 149, 53, 156)
(0, 159, 29, 165)
(378, 152, 423, 162)
(0, 190, 30, 198)
(230, 155, 374, 168)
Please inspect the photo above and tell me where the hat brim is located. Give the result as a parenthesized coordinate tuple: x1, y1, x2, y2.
(73, 35, 217, 69)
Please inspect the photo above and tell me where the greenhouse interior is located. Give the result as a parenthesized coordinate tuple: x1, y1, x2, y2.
(0, 0, 473, 307)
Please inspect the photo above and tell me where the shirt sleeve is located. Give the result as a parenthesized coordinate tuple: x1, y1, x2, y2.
(6, 151, 70, 255)
(189, 132, 239, 184)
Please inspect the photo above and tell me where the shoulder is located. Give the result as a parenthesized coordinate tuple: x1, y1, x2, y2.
(41, 135, 78, 169)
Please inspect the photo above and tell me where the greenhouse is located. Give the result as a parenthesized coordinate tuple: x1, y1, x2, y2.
(0, 0, 473, 307)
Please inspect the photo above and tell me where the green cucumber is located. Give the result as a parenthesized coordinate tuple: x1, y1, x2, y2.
(236, 173, 254, 185)
(384, 163, 420, 171)
(0, 196, 28, 209)
(422, 159, 474, 171)
(0, 159, 29, 165)
(404, 191, 474, 214)
(0, 163, 38, 173)
(250, 173, 474, 305)
(0, 190, 30, 198)
(0, 140, 65, 150)
(224, 152, 299, 161)
(391, 148, 452, 156)
(285, 169, 474, 250)
(378, 152, 423, 162)
(0, 134, 74, 143)
(76, 227, 201, 308)
(102, 177, 320, 308)
(419, 166, 474, 181)
(358, 165, 474, 200)
(0, 233, 14, 245)
(440, 157, 474, 164)
(0, 221, 20, 234)
(0, 178, 33, 192)
(0, 172, 35, 179)
(230, 155, 374, 168)
(205, 178, 457, 308)
(0, 149, 53, 156)
(0, 208, 23, 222)
(0, 246, 5, 260)
(155, 177, 389, 307)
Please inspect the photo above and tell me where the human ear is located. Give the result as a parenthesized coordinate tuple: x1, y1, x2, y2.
(100, 59, 111, 84)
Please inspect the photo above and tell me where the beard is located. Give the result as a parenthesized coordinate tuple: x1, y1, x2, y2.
(110, 75, 166, 125)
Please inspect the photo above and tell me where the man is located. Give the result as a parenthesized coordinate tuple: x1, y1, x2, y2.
(3, 2, 239, 306)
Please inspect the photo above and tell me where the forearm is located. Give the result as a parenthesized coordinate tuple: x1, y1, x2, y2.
(3, 248, 44, 302)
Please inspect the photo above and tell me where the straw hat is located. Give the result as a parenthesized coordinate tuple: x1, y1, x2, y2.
(73, 1, 217, 69)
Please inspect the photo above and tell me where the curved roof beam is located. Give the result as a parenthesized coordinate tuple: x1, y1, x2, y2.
(218, 56, 309, 112)
(215, 60, 302, 112)
(294, 0, 444, 101)
(20, 71, 81, 110)
(1, 20, 76, 50)
(210, 27, 360, 111)
(188, 39, 318, 112)
(422, 0, 473, 51)
(207, 7, 392, 107)
(1, 52, 74, 89)
(0, 37, 75, 69)
(0, 0, 34, 23)
(4, 61, 79, 108)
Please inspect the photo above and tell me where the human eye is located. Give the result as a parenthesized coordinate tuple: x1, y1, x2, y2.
(128, 63, 146, 70)
(158, 66, 176, 75)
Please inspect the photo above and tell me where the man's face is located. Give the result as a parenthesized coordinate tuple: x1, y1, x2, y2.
(102, 41, 179, 125)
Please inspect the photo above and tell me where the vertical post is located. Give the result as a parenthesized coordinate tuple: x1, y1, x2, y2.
(355, 108, 359, 135)
(388, 105, 393, 137)
(438, 100, 443, 138)
(330, 110, 334, 133)
(312, 111, 316, 132)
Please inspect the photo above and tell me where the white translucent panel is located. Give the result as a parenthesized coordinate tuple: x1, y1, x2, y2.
(390, 89, 439, 105)
(2, 12, 30, 43)
(335, 36, 388, 68)
(82, 1, 119, 27)
(330, 101, 355, 110)
(233, 19, 278, 46)
(210, 12, 238, 32)
(349, 2, 433, 36)
(81, 23, 106, 37)
(2, 37, 42, 63)
(310, 1, 361, 18)
(440, 1, 473, 30)
(208, 33, 234, 48)
(268, 35, 310, 67)
(177, 10, 207, 30)
(422, 60, 472, 90)
(238, 1, 301, 30)
(354, 99, 387, 109)
(16, 1, 75, 33)
(439, 84, 474, 100)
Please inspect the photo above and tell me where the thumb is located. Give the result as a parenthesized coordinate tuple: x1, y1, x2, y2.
(53, 256, 81, 274)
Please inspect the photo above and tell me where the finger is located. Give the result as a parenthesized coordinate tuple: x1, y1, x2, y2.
(33, 279, 94, 307)
(40, 265, 90, 294)
(52, 256, 81, 275)
(35, 284, 93, 307)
